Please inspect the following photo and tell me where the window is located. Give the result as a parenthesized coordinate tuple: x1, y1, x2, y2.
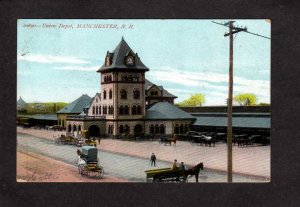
(120, 89, 127, 99)
(119, 106, 124, 115)
(124, 125, 130, 134)
(96, 98, 98, 103)
(137, 105, 142, 114)
(92, 106, 95, 114)
(155, 124, 159, 134)
(104, 76, 107, 82)
(180, 124, 184, 134)
(119, 125, 124, 134)
(174, 124, 179, 134)
(68, 125, 71, 132)
(103, 90, 107, 99)
(132, 105, 137, 115)
(108, 106, 114, 115)
(121, 75, 127, 81)
(109, 89, 112, 99)
(124, 105, 129, 115)
(99, 106, 101, 114)
(160, 124, 165, 134)
(103, 106, 107, 115)
(96, 106, 98, 114)
(133, 90, 140, 99)
(150, 125, 154, 134)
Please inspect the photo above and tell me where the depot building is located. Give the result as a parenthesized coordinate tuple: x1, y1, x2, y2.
(57, 38, 195, 138)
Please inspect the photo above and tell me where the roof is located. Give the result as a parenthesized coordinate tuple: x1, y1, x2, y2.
(57, 94, 91, 114)
(145, 79, 177, 98)
(17, 114, 57, 121)
(145, 102, 195, 120)
(17, 97, 26, 105)
(97, 37, 149, 72)
(192, 115, 270, 129)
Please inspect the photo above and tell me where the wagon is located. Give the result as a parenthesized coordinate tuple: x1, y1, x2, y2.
(145, 167, 186, 182)
(77, 146, 104, 178)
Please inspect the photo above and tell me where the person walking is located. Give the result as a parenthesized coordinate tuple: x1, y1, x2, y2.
(172, 159, 179, 170)
(150, 153, 157, 167)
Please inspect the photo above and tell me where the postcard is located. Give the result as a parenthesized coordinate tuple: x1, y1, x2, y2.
(17, 19, 270, 183)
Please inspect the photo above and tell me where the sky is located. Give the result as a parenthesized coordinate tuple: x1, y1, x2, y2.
(17, 19, 270, 105)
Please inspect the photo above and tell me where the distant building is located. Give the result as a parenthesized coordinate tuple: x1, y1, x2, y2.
(56, 94, 92, 128)
(64, 38, 194, 138)
(17, 96, 26, 111)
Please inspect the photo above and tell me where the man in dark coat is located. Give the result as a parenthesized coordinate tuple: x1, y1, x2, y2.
(150, 153, 157, 167)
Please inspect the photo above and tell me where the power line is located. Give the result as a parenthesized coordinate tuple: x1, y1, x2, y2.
(211, 21, 271, 39)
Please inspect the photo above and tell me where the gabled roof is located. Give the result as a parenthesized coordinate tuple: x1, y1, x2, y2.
(145, 79, 177, 98)
(57, 94, 91, 114)
(98, 37, 149, 72)
(145, 102, 195, 120)
(17, 97, 26, 105)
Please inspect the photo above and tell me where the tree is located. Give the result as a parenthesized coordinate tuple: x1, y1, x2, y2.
(177, 94, 205, 107)
(233, 93, 257, 106)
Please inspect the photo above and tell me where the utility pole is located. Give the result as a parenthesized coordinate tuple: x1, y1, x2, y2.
(212, 20, 270, 182)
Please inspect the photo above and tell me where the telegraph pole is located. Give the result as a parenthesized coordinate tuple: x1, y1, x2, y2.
(212, 20, 270, 182)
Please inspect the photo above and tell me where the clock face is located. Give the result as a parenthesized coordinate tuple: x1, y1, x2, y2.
(126, 57, 133, 65)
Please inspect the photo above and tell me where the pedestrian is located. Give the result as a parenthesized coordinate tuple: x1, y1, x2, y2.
(150, 153, 156, 167)
(172, 159, 178, 170)
(179, 162, 185, 171)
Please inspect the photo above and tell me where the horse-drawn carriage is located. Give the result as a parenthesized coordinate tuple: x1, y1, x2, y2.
(54, 135, 84, 146)
(159, 136, 177, 146)
(77, 146, 104, 178)
(145, 162, 204, 183)
(186, 131, 216, 147)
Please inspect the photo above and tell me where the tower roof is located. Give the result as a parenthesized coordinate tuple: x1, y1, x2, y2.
(97, 38, 149, 72)
(17, 96, 26, 105)
(57, 94, 91, 114)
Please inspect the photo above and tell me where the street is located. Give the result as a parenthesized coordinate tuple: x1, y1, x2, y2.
(17, 133, 268, 182)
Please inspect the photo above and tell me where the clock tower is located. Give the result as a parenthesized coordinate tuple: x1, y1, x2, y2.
(97, 37, 149, 136)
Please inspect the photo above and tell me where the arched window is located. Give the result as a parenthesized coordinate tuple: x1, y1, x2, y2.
(109, 89, 112, 99)
(124, 105, 129, 115)
(68, 125, 71, 132)
(103, 90, 107, 99)
(120, 89, 127, 99)
(160, 124, 165, 134)
(95, 98, 98, 103)
(96, 106, 98, 114)
(180, 124, 184, 134)
(119, 106, 124, 115)
(124, 125, 130, 134)
(73, 125, 77, 132)
(92, 106, 95, 114)
(104, 76, 107, 82)
(185, 124, 189, 134)
(108, 106, 114, 115)
(133, 90, 140, 99)
(121, 75, 127, 81)
(119, 125, 124, 134)
(103, 106, 107, 115)
(174, 124, 179, 134)
(99, 106, 101, 114)
(137, 105, 142, 114)
(132, 105, 137, 115)
(150, 125, 154, 134)
(108, 75, 112, 82)
(155, 124, 159, 134)
(132, 75, 139, 82)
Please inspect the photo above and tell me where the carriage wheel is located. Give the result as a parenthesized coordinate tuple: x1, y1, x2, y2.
(97, 166, 104, 178)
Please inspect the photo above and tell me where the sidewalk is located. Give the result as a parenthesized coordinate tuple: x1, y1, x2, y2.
(17, 127, 270, 179)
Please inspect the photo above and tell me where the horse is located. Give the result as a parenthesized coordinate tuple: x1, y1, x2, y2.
(159, 137, 177, 147)
(184, 162, 204, 183)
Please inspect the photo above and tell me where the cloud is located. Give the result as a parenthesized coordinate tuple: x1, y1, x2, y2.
(17, 54, 89, 64)
(148, 67, 270, 104)
(54, 65, 99, 72)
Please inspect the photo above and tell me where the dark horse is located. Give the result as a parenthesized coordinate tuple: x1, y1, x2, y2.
(184, 162, 204, 183)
